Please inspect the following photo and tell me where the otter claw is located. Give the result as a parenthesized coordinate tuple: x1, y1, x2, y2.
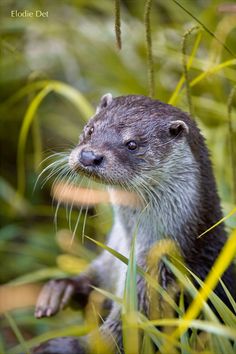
(35, 308, 43, 318)
(46, 308, 53, 317)
(60, 284, 74, 310)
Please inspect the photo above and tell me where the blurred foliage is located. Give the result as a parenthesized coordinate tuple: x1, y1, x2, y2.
(0, 0, 236, 353)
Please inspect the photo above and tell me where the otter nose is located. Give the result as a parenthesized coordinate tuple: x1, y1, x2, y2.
(79, 150, 104, 167)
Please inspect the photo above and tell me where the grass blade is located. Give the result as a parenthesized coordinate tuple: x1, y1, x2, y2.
(171, 0, 235, 58)
(165, 228, 236, 348)
(122, 232, 139, 354)
(169, 30, 202, 105)
(4, 312, 30, 354)
(144, 0, 155, 98)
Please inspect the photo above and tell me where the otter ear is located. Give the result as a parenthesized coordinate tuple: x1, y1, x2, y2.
(169, 120, 189, 137)
(96, 93, 113, 114)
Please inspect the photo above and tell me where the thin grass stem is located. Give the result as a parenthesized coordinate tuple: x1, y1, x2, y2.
(227, 86, 236, 204)
(182, 26, 199, 118)
(144, 0, 155, 98)
(114, 0, 122, 49)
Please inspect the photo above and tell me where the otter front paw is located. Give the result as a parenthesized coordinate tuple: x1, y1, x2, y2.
(35, 274, 92, 318)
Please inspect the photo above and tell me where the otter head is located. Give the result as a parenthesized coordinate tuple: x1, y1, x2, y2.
(69, 94, 198, 193)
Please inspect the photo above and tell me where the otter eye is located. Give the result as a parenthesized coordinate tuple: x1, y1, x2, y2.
(126, 140, 138, 151)
(87, 126, 94, 136)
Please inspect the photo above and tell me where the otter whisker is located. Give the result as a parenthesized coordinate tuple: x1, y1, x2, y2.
(41, 163, 69, 190)
(81, 179, 92, 244)
(139, 175, 161, 201)
(68, 175, 85, 232)
(145, 174, 165, 190)
(52, 167, 75, 230)
(51, 165, 72, 192)
(54, 199, 62, 233)
(34, 157, 68, 191)
(65, 171, 80, 223)
(132, 177, 151, 206)
(70, 204, 83, 246)
(67, 172, 79, 230)
(89, 206, 105, 219)
(70, 178, 90, 246)
(38, 151, 68, 167)
(129, 179, 148, 207)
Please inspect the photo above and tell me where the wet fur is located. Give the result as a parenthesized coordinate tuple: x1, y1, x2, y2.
(33, 95, 235, 354)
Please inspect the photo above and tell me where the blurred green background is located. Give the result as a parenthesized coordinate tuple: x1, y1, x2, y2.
(0, 0, 236, 352)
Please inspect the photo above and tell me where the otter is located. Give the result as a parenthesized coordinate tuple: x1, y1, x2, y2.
(33, 94, 235, 354)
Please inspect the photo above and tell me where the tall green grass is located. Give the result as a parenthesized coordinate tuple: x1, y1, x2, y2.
(0, 0, 236, 353)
